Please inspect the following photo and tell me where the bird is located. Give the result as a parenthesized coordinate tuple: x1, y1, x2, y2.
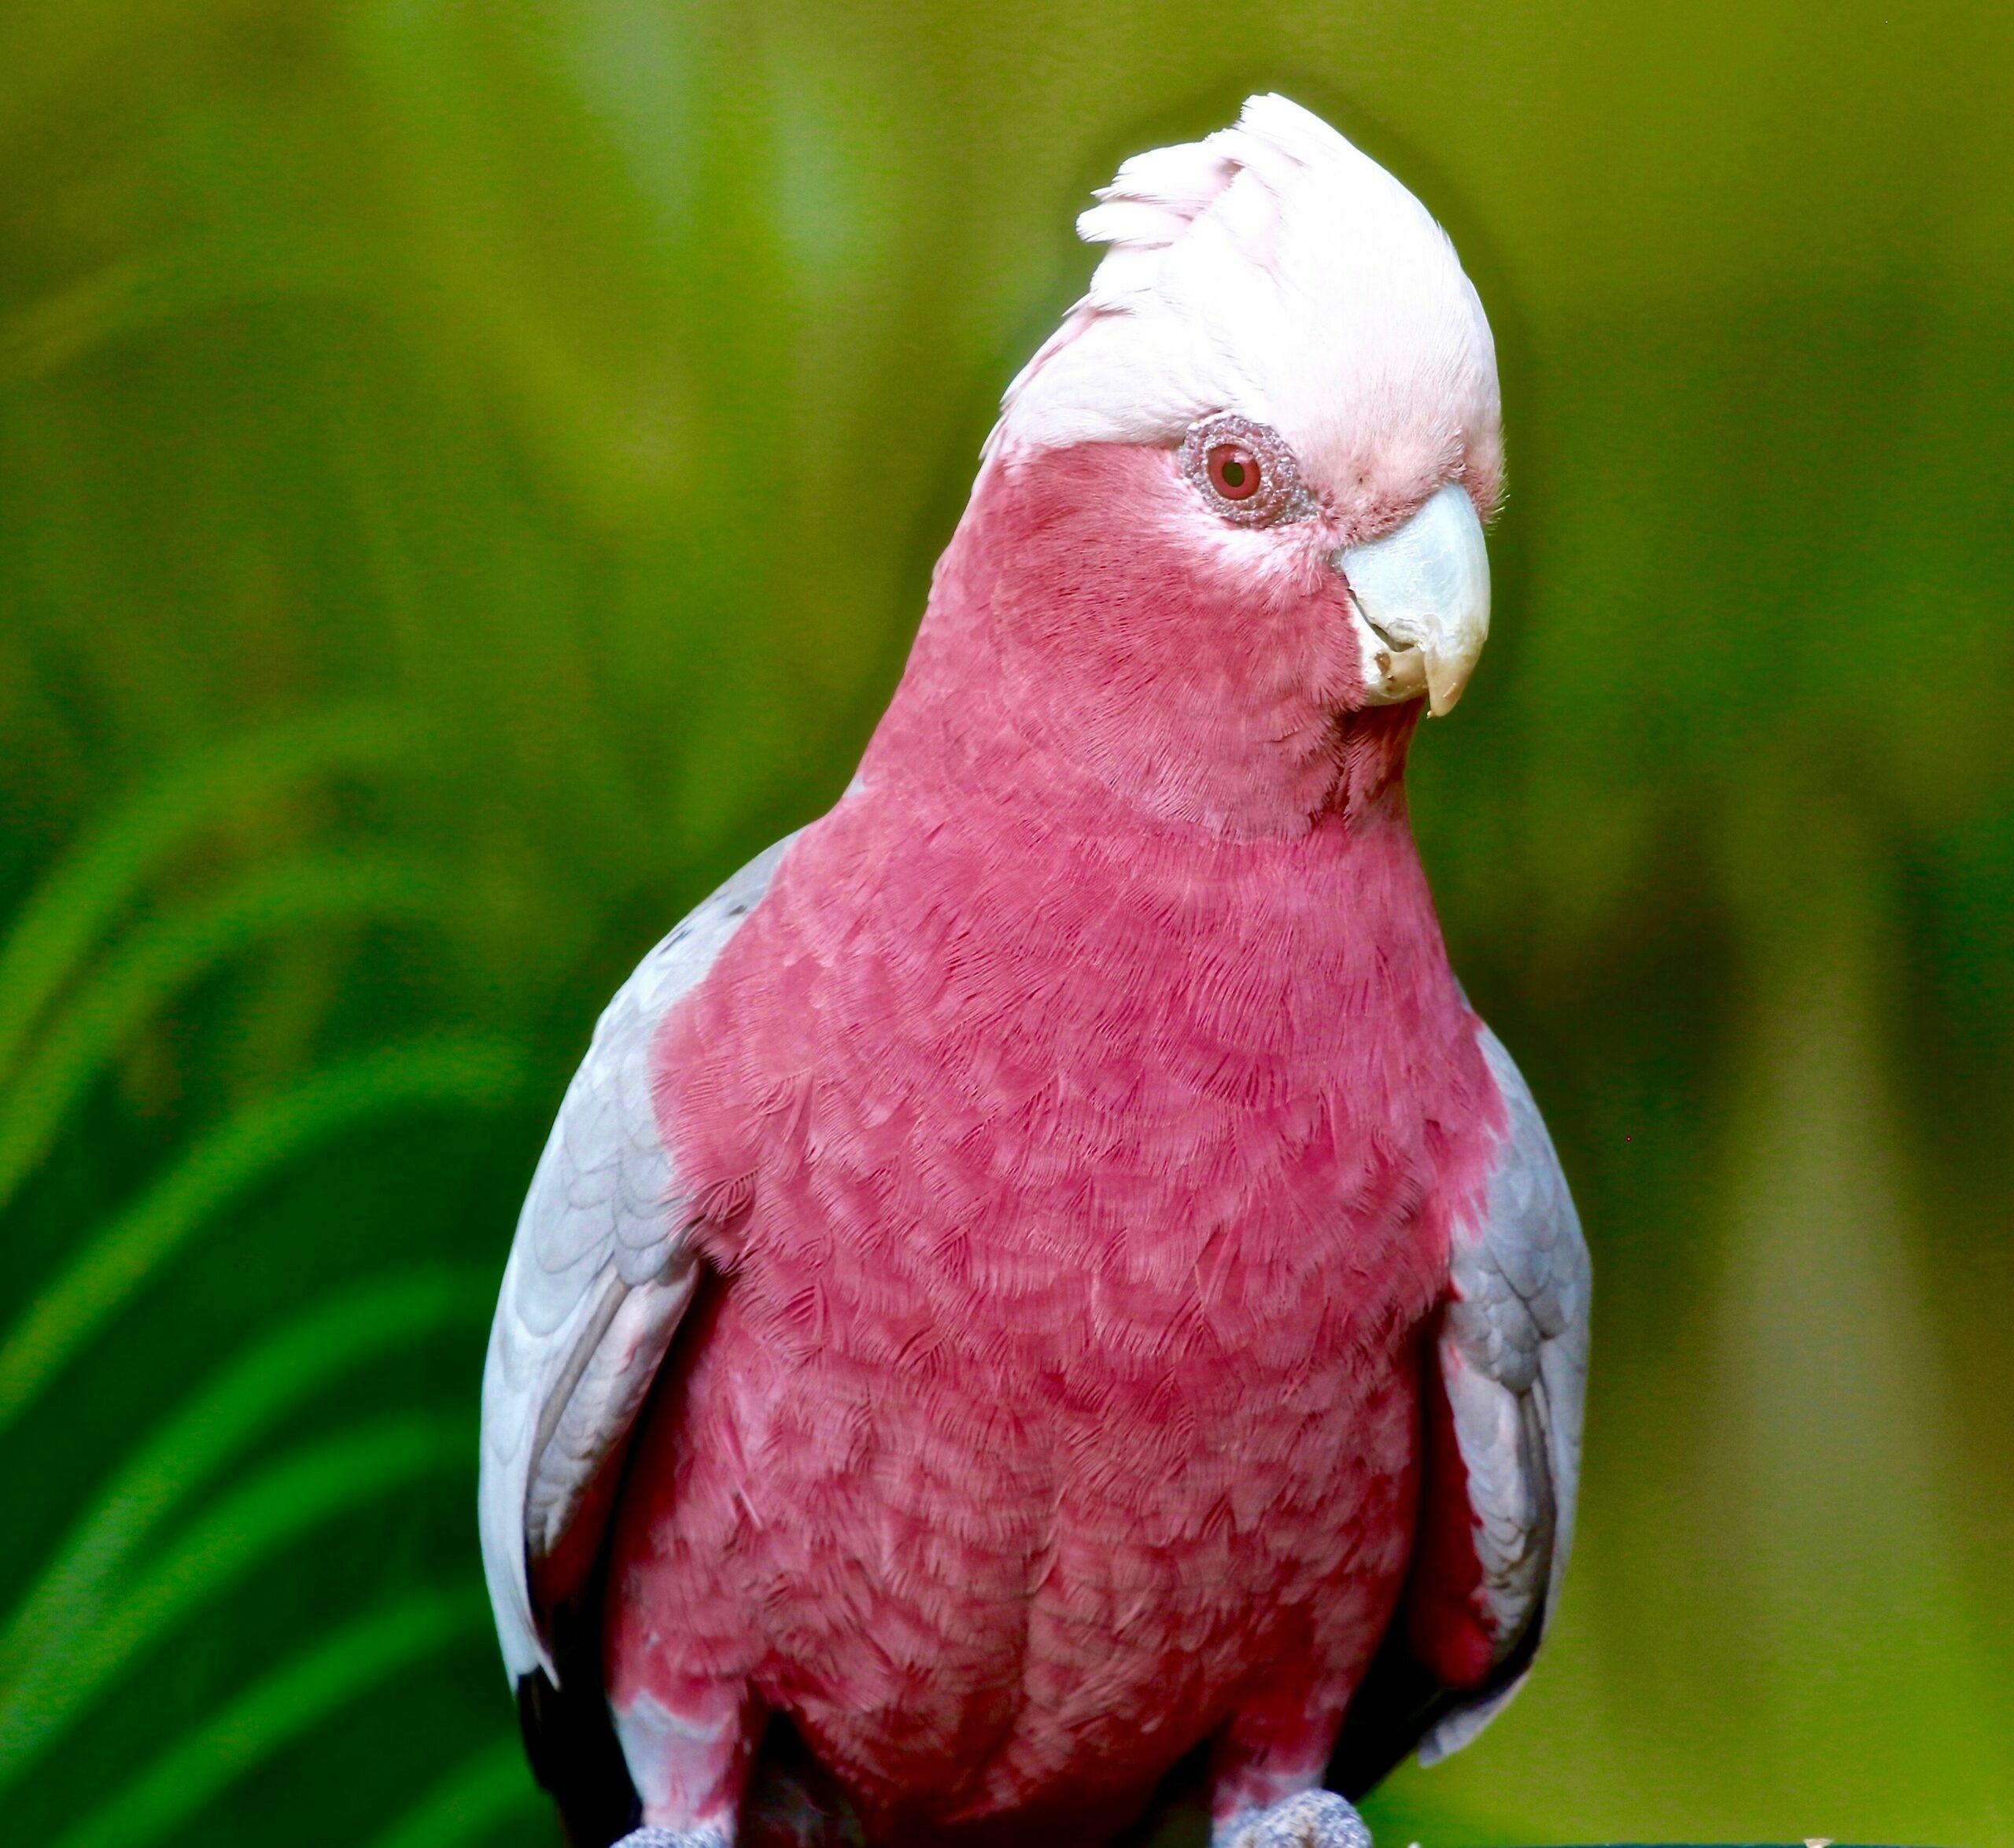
(478, 91, 1589, 1848)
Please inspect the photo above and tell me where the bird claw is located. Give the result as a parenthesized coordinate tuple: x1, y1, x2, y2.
(613, 1829, 732, 1848)
(1220, 1790, 1374, 1848)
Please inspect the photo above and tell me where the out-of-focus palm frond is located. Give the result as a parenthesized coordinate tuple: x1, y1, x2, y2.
(46, 1590, 482, 1848)
(0, 716, 538, 1841)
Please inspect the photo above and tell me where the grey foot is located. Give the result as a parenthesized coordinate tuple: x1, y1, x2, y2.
(614, 1830, 730, 1848)
(1222, 1791, 1373, 1848)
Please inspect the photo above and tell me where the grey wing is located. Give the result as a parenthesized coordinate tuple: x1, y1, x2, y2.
(1418, 1019, 1592, 1763)
(478, 835, 794, 1684)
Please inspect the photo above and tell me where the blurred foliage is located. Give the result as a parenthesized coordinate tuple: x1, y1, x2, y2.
(0, 2, 2009, 1845)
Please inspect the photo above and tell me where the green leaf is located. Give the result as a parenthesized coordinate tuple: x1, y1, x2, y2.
(0, 1415, 467, 1791)
(45, 1588, 481, 1848)
(365, 1737, 545, 1848)
(0, 1271, 485, 1699)
(0, 1039, 520, 1437)
(0, 706, 415, 1087)
(0, 855, 461, 1219)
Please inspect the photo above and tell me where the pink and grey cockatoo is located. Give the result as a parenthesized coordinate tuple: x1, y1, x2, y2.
(479, 92, 1589, 1848)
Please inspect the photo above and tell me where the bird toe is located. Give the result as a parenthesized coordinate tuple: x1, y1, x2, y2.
(614, 1828, 732, 1848)
(1235, 1790, 1374, 1848)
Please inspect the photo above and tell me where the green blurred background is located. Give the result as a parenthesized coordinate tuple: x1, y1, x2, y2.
(2, 2, 2010, 1844)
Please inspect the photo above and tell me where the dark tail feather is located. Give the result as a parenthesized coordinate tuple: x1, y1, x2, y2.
(1322, 1624, 1452, 1802)
(1325, 1588, 1550, 1802)
(744, 1717, 867, 1848)
(516, 1578, 640, 1848)
(517, 1647, 866, 1848)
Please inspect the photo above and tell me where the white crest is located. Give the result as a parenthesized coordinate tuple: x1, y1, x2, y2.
(988, 94, 1500, 502)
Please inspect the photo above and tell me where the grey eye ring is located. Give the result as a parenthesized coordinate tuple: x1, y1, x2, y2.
(1179, 414, 1319, 527)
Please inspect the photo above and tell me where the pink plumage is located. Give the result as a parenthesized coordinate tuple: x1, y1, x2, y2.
(481, 94, 1588, 1848)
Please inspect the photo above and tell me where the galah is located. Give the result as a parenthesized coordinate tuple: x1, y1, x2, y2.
(480, 92, 1589, 1848)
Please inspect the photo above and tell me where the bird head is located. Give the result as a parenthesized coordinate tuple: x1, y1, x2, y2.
(931, 94, 1501, 837)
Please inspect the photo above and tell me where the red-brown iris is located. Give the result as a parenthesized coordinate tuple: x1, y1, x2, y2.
(1207, 444, 1261, 500)
(1178, 413, 1311, 527)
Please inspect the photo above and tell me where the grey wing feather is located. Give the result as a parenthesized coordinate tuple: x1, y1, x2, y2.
(1418, 1020, 1591, 1765)
(478, 836, 794, 1684)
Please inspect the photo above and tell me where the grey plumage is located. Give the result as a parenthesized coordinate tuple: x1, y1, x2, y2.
(479, 837, 795, 1684)
(1418, 1021, 1590, 1764)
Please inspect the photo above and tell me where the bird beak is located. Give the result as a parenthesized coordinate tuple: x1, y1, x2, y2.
(1336, 483, 1492, 717)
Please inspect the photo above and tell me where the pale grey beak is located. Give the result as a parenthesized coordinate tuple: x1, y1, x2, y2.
(1336, 483, 1491, 717)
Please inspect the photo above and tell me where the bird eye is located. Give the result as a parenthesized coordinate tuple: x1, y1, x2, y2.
(1179, 413, 1315, 527)
(1208, 445, 1260, 500)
